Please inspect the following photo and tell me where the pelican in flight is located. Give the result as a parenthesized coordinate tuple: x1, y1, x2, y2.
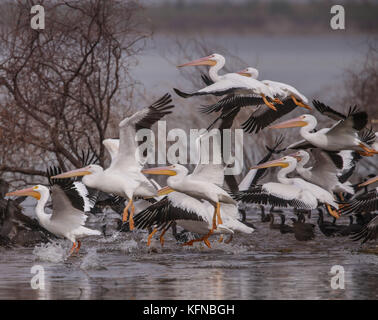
(6, 168, 101, 255)
(231, 155, 340, 218)
(292, 150, 354, 195)
(137, 130, 251, 247)
(237, 68, 310, 107)
(133, 190, 254, 248)
(269, 104, 377, 155)
(200, 67, 310, 133)
(52, 94, 174, 230)
(174, 53, 279, 110)
(142, 163, 237, 245)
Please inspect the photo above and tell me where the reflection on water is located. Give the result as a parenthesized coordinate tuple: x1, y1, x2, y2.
(1, 210, 377, 300)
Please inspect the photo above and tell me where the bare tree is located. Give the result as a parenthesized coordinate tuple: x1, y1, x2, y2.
(0, 0, 149, 185)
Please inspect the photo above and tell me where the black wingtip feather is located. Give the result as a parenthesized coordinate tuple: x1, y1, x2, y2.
(350, 111, 368, 131)
(173, 88, 193, 98)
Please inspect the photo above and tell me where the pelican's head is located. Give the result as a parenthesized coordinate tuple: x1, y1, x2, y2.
(6, 185, 48, 200)
(359, 175, 378, 187)
(237, 67, 259, 79)
(142, 164, 188, 177)
(269, 114, 315, 130)
(177, 53, 224, 68)
(290, 150, 310, 165)
(51, 164, 103, 179)
(250, 155, 297, 170)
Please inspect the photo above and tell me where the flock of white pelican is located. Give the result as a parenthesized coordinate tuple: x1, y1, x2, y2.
(5, 53, 378, 254)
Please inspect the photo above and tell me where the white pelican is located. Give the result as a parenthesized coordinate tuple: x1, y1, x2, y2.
(269, 110, 377, 155)
(133, 190, 254, 248)
(200, 67, 311, 133)
(51, 94, 174, 230)
(138, 130, 251, 247)
(237, 67, 310, 109)
(6, 173, 101, 255)
(292, 150, 355, 195)
(141, 163, 237, 244)
(174, 54, 279, 110)
(231, 155, 340, 218)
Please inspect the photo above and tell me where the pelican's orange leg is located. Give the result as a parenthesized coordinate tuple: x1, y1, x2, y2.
(216, 202, 222, 225)
(291, 95, 312, 110)
(159, 227, 168, 247)
(147, 228, 158, 247)
(69, 242, 77, 255)
(261, 94, 277, 111)
(273, 98, 284, 105)
(122, 200, 131, 222)
(183, 235, 212, 248)
(129, 200, 135, 231)
(326, 204, 340, 219)
(359, 143, 378, 157)
(75, 240, 81, 254)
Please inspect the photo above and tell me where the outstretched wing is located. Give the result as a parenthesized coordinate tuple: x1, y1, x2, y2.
(111, 94, 174, 171)
(174, 79, 245, 98)
(199, 94, 262, 114)
(133, 193, 205, 230)
(47, 166, 91, 212)
(201, 74, 214, 86)
(351, 216, 378, 243)
(242, 98, 296, 134)
(340, 189, 378, 215)
(326, 110, 368, 137)
(312, 100, 346, 121)
(50, 185, 87, 232)
(231, 183, 317, 209)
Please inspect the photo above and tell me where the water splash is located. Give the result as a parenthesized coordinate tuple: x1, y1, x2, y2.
(80, 248, 105, 270)
(33, 242, 68, 263)
(119, 239, 139, 254)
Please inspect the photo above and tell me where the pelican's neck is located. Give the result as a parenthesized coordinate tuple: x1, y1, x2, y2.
(300, 116, 318, 140)
(167, 169, 188, 189)
(35, 189, 51, 223)
(209, 60, 224, 82)
(82, 171, 104, 189)
(277, 161, 296, 185)
(296, 153, 310, 173)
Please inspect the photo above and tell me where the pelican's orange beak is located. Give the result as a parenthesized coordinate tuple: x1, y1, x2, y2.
(142, 166, 177, 176)
(269, 116, 308, 129)
(250, 157, 289, 170)
(359, 175, 378, 187)
(236, 69, 251, 77)
(51, 167, 92, 179)
(157, 186, 175, 196)
(177, 55, 216, 67)
(290, 152, 303, 162)
(6, 187, 41, 200)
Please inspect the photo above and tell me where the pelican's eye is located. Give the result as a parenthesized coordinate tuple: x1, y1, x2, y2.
(33, 186, 38, 190)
